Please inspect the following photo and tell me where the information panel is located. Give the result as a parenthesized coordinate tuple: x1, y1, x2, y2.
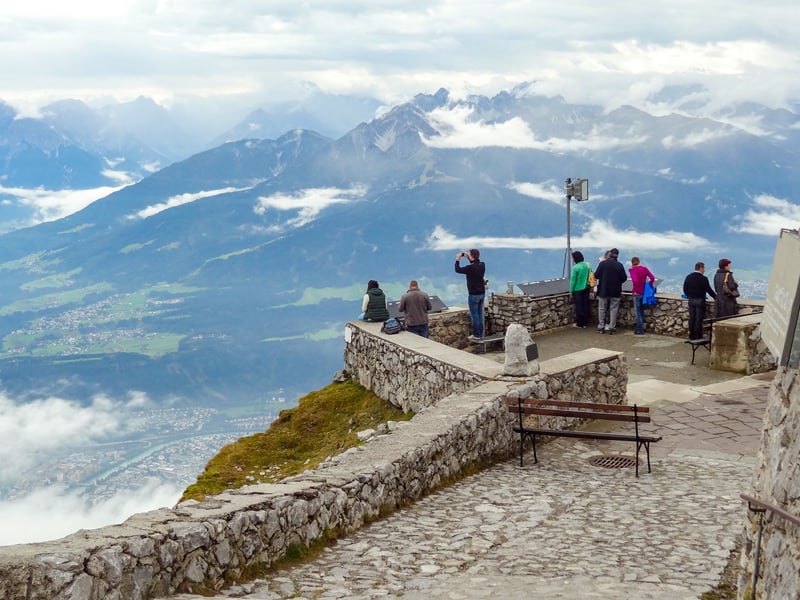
(760, 229, 800, 367)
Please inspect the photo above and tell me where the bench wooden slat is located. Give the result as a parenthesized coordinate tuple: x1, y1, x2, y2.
(514, 427, 662, 444)
(508, 406, 652, 423)
(505, 397, 649, 412)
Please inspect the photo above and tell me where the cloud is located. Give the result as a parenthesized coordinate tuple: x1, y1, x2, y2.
(662, 127, 734, 149)
(1, 1, 799, 127)
(0, 184, 127, 226)
(507, 181, 565, 205)
(422, 106, 647, 151)
(254, 185, 368, 230)
(425, 220, 712, 252)
(509, 180, 608, 205)
(0, 392, 135, 480)
(734, 194, 800, 236)
(0, 480, 183, 546)
(129, 186, 254, 219)
(0, 388, 193, 545)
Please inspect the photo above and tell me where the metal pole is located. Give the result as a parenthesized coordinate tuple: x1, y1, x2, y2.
(567, 194, 572, 272)
(752, 510, 764, 598)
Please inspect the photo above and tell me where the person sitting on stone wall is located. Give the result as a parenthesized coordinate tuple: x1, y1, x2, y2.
(361, 280, 389, 322)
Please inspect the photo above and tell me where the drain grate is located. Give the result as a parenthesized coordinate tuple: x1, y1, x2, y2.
(589, 454, 640, 469)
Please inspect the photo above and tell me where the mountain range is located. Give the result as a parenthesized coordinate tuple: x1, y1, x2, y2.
(2, 83, 798, 398)
(0, 83, 797, 516)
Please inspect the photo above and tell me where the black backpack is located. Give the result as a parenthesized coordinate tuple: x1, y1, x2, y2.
(381, 317, 404, 334)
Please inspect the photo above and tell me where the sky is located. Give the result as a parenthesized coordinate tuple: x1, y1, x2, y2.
(1, 0, 799, 118)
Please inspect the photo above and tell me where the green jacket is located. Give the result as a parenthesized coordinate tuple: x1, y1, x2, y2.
(363, 288, 389, 321)
(570, 261, 590, 293)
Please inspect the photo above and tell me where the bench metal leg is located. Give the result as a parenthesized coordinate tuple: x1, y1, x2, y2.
(518, 432, 538, 466)
(635, 440, 653, 478)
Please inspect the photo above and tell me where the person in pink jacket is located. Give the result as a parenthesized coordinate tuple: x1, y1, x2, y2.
(628, 257, 655, 335)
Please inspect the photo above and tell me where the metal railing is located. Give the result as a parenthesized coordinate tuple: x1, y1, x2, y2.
(741, 494, 800, 598)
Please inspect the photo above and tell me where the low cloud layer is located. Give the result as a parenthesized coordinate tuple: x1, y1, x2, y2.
(0, 390, 188, 546)
(131, 186, 255, 220)
(422, 106, 647, 151)
(0, 480, 182, 546)
(0, 185, 126, 228)
(0, 392, 133, 480)
(425, 221, 713, 253)
(254, 185, 368, 231)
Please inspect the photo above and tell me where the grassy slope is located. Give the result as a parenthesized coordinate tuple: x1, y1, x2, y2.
(181, 380, 413, 501)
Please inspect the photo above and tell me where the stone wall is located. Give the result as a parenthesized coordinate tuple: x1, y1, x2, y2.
(343, 320, 493, 413)
(428, 307, 472, 349)
(739, 367, 800, 599)
(488, 291, 765, 338)
(0, 322, 627, 600)
(710, 314, 777, 375)
(484, 292, 773, 374)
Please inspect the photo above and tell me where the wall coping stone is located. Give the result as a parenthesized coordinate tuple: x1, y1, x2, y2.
(542, 347, 624, 375)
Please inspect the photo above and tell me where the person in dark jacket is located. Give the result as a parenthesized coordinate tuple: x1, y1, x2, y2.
(399, 280, 432, 337)
(594, 248, 627, 334)
(683, 261, 717, 339)
(713, 258, 739, 318)
(455, 249, 486, 340)
(361, 280, 389, 322)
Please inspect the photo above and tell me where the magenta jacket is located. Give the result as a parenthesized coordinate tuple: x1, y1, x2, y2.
(629, 264, 655, 295)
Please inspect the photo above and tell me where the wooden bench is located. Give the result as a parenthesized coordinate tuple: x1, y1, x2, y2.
(505, 397, 662, 477)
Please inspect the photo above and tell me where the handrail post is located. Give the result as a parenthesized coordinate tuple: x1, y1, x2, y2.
(739, 494, 797, 600)
(752, 509, 764, 598)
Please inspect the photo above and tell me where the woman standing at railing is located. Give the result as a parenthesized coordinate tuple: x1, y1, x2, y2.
(713, 258, 739, 317)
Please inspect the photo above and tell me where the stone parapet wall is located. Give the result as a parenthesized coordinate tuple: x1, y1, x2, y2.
(343, 320, 498, 413)
(488, 292, 574, 333)
(710, 314, 777, 375)
(428, 307, 472, 349)
(488, 291, 765, 338)
(739, 367, 800, 599)
(0, 323, 626, 599)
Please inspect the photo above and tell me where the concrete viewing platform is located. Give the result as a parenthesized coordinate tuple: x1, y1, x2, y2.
(173, 326, 774, 600)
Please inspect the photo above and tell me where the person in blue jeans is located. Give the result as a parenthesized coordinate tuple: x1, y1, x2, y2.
(628, 256, 656, 335)
(455, 249, 486, 341)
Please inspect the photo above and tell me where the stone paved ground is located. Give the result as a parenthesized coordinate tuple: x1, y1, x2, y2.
(174, 377, 769, 600)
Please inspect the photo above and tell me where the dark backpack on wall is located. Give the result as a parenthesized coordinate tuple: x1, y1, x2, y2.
(381, 317, 404, 334)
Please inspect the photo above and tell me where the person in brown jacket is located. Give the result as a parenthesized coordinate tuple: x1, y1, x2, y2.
(399, 280, 432, 337)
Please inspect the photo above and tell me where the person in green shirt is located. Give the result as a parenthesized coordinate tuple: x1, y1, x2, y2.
(569, 251, 591, 328)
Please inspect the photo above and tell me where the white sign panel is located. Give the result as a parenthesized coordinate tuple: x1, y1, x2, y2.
(761, 229, 800, 367)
